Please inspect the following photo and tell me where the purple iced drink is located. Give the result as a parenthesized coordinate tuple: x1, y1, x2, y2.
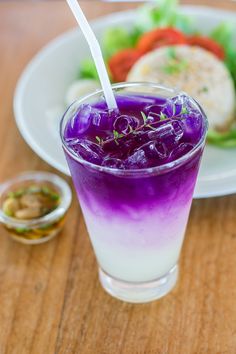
(60, 83, 207, 303)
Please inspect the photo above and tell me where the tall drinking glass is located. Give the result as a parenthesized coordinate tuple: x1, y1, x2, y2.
(60, 82, 208, 303)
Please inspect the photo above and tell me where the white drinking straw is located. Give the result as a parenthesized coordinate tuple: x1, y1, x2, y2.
(66, 0, 118, 110)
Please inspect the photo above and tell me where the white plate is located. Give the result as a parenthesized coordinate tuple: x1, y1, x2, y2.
(14, 6, 236, 198)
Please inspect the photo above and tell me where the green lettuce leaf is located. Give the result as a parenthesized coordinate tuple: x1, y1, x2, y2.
(211, 22, 236, 89)
(136, 0, 194, 34)
(207, 129, 236, 148)
(103, 28, 135, 58)
(79, 59, 99, 80)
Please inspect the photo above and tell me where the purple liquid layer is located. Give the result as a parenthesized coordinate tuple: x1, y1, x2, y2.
(63, 93, 206, 217)
(64, 94, 204, 170)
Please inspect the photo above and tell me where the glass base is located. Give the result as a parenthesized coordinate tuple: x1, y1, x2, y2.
(99, 264, 178, 303)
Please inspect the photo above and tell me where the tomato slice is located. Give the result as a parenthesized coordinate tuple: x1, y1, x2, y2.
(108, 49, 141, 82)
(137, 28, 186, 54)
(187, 35, 225, 60)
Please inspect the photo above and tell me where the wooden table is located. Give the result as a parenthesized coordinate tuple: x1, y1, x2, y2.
(0, 1, 236, 353)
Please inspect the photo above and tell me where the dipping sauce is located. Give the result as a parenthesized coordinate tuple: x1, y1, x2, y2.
(3, 184, 60, 220)
(0, 172, 72, 244)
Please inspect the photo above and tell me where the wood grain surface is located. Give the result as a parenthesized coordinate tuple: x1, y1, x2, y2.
(0, 1, 236, 353)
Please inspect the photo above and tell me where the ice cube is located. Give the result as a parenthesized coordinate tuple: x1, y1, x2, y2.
(170, 143, 194, 160)
(71, 140, 103, 165)
(143, 104, 163, 124)
(91, 111, 102, 127)
(65, 137, 81, 147)
(171, 120, 184, 140)
(148, 121, 184, 152)
(161, 99, 177, 117)
(113, 115, 139, 134)
(160, 94, 203, 143)
(148, 121, 183, 141)
(136, 141, 167, 159)
(161, 94, 193, 118)
(92, 108, 118, 131)
(171, 95, 186, 116)
(67, 104, 92, 137)
(182, 114, 202, 142)
(125, 149, 148, 169)
(101, 157, 124, 169)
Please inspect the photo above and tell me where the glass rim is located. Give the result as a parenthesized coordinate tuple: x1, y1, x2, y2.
(0, 171, 72, 228)
(60, 82, 208, 176)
